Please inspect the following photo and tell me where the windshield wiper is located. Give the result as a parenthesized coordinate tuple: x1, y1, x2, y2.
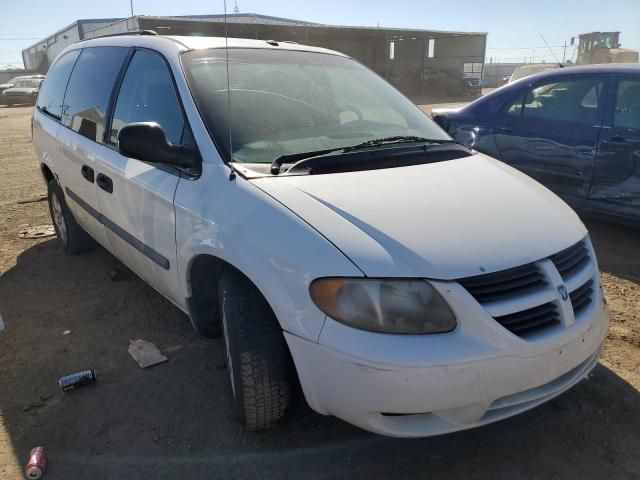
(270, 136, 455, 175)
(39, 106, 62, 121)
(342, 136, 455, 152)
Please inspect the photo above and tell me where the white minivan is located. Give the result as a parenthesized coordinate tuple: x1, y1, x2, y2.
(33, 32, 609, 437)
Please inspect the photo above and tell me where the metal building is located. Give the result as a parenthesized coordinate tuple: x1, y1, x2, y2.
(23, 13, 487, 101)
(22, 18, 125, 72)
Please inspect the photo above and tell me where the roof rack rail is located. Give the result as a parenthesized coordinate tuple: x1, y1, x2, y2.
(88, 30, 158, 40)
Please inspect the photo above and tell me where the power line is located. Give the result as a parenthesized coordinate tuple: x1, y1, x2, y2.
(487, 45, 566, 50)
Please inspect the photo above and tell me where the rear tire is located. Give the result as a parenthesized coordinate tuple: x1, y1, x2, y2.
(219, 269, 292, 431)
(47, 180, 94, 254)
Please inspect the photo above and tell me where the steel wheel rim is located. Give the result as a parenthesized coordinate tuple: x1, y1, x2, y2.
(51, 192, 67, 244)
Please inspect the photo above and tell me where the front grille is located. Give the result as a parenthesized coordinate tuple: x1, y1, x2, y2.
(457, 238, 595, 339)
(549, 240, 590, 281)
(494, 302, 560, 335)
(458, 263, 547, 304)
(570, 279, 594, 316)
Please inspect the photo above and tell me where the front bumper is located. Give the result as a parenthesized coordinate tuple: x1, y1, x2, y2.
(286, 277, 609, 437)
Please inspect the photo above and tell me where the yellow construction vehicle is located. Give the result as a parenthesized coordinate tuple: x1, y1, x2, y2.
(576, 32, 639, 65)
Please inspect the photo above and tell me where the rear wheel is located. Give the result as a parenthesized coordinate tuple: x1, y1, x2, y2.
(47, 180, 94, 254)
(219, 269, 293, 430)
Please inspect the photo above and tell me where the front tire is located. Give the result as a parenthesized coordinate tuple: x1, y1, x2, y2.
(219, 270, 293, 430)
(47, 180, 94, 254)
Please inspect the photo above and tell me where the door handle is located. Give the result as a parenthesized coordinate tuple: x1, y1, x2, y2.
(96, 173, 113, 193)
(80, 165, 94, 183)
(500, 123, 516, 133)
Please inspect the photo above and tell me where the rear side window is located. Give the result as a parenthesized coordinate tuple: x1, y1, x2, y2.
(614, 79, 640, 130)
(62, 46, 128, 143)
(109, 50, 185, 145)
(36, 50, 80, 119)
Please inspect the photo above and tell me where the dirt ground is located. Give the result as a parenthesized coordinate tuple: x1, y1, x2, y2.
(1, 105, 639, 479)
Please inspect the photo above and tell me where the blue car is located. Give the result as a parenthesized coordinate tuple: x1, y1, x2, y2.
(433, 64, 640, 226)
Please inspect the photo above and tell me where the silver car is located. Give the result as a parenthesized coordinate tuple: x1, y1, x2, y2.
(1, 78, 44, 106)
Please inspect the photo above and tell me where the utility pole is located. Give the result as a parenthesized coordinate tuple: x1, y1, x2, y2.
(130, 0, 134, 17)
(562, 41, 567, 63)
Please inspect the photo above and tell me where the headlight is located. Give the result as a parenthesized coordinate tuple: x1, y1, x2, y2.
(310, 278, 456, 334)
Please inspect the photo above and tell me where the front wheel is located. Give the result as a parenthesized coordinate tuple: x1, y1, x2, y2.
(219, 270, 293, 430)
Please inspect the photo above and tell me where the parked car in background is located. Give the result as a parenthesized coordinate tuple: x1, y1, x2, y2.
(462, 76, 482, 95)
(33, 33, 608, 437)
(1, 78, 44, 106)
(433, 64, 640, 226)
(0, 74, 45, 98)
(502, 63, 568, 84)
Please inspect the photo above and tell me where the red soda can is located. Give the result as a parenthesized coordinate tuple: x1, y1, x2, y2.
(25, 446, 47, 479)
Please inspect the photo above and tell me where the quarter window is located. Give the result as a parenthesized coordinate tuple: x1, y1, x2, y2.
(110, 50, 185, 145)
(614, 79, 640, 130)
(504, 93, 525, 116)
(36, 50, 80, 119)
(62, 46, 129, 143)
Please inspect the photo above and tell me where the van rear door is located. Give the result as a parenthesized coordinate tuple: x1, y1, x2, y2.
(55, 46, 130, 249)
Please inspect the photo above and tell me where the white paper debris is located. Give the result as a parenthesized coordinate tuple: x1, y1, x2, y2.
(63, 330, 72, 335)
(128, 339, 168, 368)
(18, 225, 56, 239)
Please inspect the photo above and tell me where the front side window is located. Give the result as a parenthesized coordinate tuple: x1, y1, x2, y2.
(182, 48, 449, 165)
(110, 50, 185, 145)
(520, 77, 604, 124)
(62, 46, 129, 143)
(36, 50, 80, 119)
(614, 79, 640, 130)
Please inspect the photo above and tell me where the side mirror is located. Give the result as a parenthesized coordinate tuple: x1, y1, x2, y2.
(117, 122, 197, 167)
(432, 113, 451, 132)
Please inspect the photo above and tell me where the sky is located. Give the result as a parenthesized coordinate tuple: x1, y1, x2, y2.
(1, 0, 639, 68)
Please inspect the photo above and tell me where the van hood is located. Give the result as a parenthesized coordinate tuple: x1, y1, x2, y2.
(251, 154, 587, 280)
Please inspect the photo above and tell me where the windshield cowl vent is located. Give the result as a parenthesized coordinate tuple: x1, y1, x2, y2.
(303, 148, 473, 175)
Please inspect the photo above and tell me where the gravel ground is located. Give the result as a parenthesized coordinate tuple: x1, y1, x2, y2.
(1, 105, 639, 479)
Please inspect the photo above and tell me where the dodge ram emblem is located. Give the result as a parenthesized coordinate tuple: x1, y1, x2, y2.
(558, 285, 569, 301)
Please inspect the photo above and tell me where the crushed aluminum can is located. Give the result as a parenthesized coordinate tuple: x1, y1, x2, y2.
(59, 369, 96, 392)
(25, 446, 47, 479)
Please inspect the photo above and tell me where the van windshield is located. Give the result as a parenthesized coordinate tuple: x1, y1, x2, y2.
(511, 64, 557, 82)
(182, 48, 449, 165)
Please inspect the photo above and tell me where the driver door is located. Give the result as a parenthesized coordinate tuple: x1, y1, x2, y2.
(95, 48, 191, 306)
(494, 75, 607, 205)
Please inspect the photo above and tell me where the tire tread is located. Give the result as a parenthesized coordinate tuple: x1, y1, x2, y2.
(220, 270, 292, 431)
